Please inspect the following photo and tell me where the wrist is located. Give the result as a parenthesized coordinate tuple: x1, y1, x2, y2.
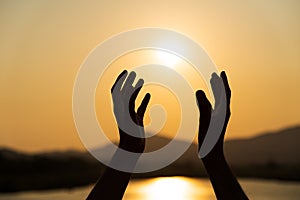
(109, 147, 140, 173)
(202, 150, 227, 169)
(118, 141, 144, 153)
(118, 128, 145, 153)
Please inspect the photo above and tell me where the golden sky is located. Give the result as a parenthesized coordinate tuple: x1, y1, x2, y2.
(0, 0, 299, 152)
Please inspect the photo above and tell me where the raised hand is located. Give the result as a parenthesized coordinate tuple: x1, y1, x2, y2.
(196, 71, 231, 160)
(196, 71, 248, 200)
(87, 70, 150, 200)
(111, 70, 151, 153)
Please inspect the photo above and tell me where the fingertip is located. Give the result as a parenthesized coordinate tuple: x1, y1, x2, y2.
(196, 89, 206, 96)
(212, 72, 218, 76)
(135, 78, 144, 88)
(195, 90, 212, 112)
(210, 72, 220, 85)
(196, 90, 205, 97)
(211, 72, 219, 79)
(220, 71, 227, 80)
(111, 69, 128, 93)
(145, 93, 151, 102)
(220, 71, 231, 99)
(196, 90, 208, 103)
(120, 70, 128, 78)
(127, 71, 136, 81)
(129, 70, 136, 77)
(137, 93, 151, 117)
(220, 71, 230, 87)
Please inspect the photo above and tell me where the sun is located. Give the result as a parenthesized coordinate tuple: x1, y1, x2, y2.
(154, 50, 181, 67)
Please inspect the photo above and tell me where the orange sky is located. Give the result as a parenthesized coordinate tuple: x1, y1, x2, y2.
(0, 1, 299, 152)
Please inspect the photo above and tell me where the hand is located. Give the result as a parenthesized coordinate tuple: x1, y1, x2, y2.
(196, 72, 249, 200)
(196, 71, 231, 160)
(87, 70, 150, 200)
(111, 70, 151, 153)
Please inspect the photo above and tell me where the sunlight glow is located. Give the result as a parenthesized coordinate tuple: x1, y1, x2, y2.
(154, 50, 181, 67)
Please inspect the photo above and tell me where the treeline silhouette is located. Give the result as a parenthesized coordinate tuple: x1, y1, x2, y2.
(0, 149, 103, 192)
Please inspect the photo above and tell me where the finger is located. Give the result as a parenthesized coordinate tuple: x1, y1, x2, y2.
(111, 70, 128, 93)
(131, 79, 144, 104)
(134, 78, 144, 90)
(137, 93, 151, 119)
(196, 90, 212, 149)
(129, 79, 144, 115)
(220, 71, 231, 102)
(196, 90, 212, 112)
(210, 73, 222, 106)
(123, 71, 136, 91)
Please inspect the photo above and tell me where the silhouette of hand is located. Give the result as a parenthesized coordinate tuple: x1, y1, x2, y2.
(196, 71, 231, 160)
(111, 70, 151, 153)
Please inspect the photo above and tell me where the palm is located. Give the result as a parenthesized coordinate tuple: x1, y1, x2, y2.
(111, 70, 150, 153)
(196, 71, 231, 158)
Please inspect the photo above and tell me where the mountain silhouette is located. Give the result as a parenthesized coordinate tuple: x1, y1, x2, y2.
(93, 125, 300, 168)
(225, 126, 300, 166)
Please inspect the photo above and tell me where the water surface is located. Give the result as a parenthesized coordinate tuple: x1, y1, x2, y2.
(1, 177, 299, 200)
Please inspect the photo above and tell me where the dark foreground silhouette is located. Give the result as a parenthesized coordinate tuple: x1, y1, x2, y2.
(87, 70, 248, 200)
(1, 126, 300, 192)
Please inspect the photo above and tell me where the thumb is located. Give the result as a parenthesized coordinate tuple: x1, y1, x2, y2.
(196, 90, 212, 150)
(196, 90, 212, 114)
(137, 93, 151, 121)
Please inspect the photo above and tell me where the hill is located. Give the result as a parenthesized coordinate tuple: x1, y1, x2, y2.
(225, 126, 300, 166)
(0, 125, 299, 192)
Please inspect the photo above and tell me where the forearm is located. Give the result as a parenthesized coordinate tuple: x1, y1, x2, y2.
(202, 152, 248, 200)
(86, 166, 131, 200)
(87, 147, 139, 200)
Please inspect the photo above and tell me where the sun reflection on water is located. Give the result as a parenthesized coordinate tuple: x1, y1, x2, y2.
(124, 176, 214, 200)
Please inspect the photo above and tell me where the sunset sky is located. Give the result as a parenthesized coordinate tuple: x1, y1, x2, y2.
(0, 1, 299, 152)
